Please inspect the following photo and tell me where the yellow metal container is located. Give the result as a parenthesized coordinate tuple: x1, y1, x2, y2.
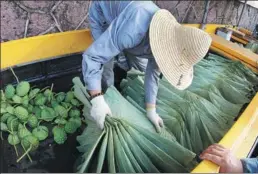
(1, 24, 258, 173)
(239, 28, 253, 36)
(192, 93, 258, 173)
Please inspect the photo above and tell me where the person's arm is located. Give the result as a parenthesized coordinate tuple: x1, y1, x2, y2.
(82, 15, 122, 129)
(145, 58, 160, 107)
(144, 59, 164, 133)
(241, 158, 258, 173)
(113, 2, 160, 105)
(86, 1, 109, 96)
(82, 15, 123, 94)
(113, 2, 162, 132)
(88, 2, 108, 40)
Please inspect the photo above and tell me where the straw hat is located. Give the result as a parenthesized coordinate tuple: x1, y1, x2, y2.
(149, 9, 212, 90)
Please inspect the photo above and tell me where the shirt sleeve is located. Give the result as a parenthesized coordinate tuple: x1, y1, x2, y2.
(88, 2, 108, 40)
(144, 58, 161, 104)
(241, 158, 258, 173)
(82, 20, 121, 90)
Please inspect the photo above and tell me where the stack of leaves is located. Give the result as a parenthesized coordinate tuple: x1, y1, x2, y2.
(120, 53, 258, 155)
(1, 78, 82, 163)
(72, 77, 198, 173)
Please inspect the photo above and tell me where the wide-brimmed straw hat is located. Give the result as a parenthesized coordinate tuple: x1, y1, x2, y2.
(149, 9, 212, 90)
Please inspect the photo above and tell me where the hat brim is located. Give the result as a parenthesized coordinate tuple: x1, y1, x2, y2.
(149, 9, 211, 90)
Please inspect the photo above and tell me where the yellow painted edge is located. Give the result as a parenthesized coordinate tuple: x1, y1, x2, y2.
(1, 29, 93, 70)
(1, 24, 230, 70)
(192, 93, 258, 173)
(210, 45, 258, 73)
(231, 35, 248, 45)
(210, 34, 258, 68)
(239, 28, 252, 36)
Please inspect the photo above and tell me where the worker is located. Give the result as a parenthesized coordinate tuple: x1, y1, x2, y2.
(82, 1, 212, 132)
(200, 144, 258, 173)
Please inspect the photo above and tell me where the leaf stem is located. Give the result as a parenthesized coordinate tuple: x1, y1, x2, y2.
(6, 130, 13, 134)
(17, 145, 32, 163)
(37, 120, 43, 127)
(28, 86, 50, 101)
(9, 67, 19, 84)
(49, 83, 54, 101)
(21, 143, 32, 163)
(23, 121, 28, 129)
(1, 90, 6, 102)
(0, 131, 3, 140)
(14, 144, 19, 157)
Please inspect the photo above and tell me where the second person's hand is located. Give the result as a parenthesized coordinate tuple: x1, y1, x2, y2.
(200, 144, 243, 173)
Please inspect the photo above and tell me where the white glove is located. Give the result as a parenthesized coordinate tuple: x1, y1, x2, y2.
(90, 95, 112, 130)
(146, 108, 164, 133)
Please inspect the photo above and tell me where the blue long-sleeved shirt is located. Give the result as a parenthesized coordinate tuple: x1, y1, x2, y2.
(82, 1, 160, 104)
(241, 158, 258, 173)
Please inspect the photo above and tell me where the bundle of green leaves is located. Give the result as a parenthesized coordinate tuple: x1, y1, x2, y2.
(121, 53, 258, 155)
(73, 77, 197, 173)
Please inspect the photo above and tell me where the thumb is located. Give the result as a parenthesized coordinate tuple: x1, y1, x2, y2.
(98, 114, 106, 130)
(154, 122, 161, 133)
(106, 107, 112, 117)
(159, 118, 164, 128)
(98, 120, 104, 130)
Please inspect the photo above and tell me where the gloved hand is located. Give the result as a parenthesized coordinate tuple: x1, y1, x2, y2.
(90, 95, 112, 130)
(146, 108, 164, 133)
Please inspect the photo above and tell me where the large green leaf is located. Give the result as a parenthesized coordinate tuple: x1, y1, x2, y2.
(128, 121, 196, 168)
(96, 124, 109, 173)
(76, 120, 105, 173)
(123, 124, 188, 173)
(115, 124, 143, 173)
(118, 123, 159, 173)
(112, 124, 135, 173)
(106, 122, 116, 173)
